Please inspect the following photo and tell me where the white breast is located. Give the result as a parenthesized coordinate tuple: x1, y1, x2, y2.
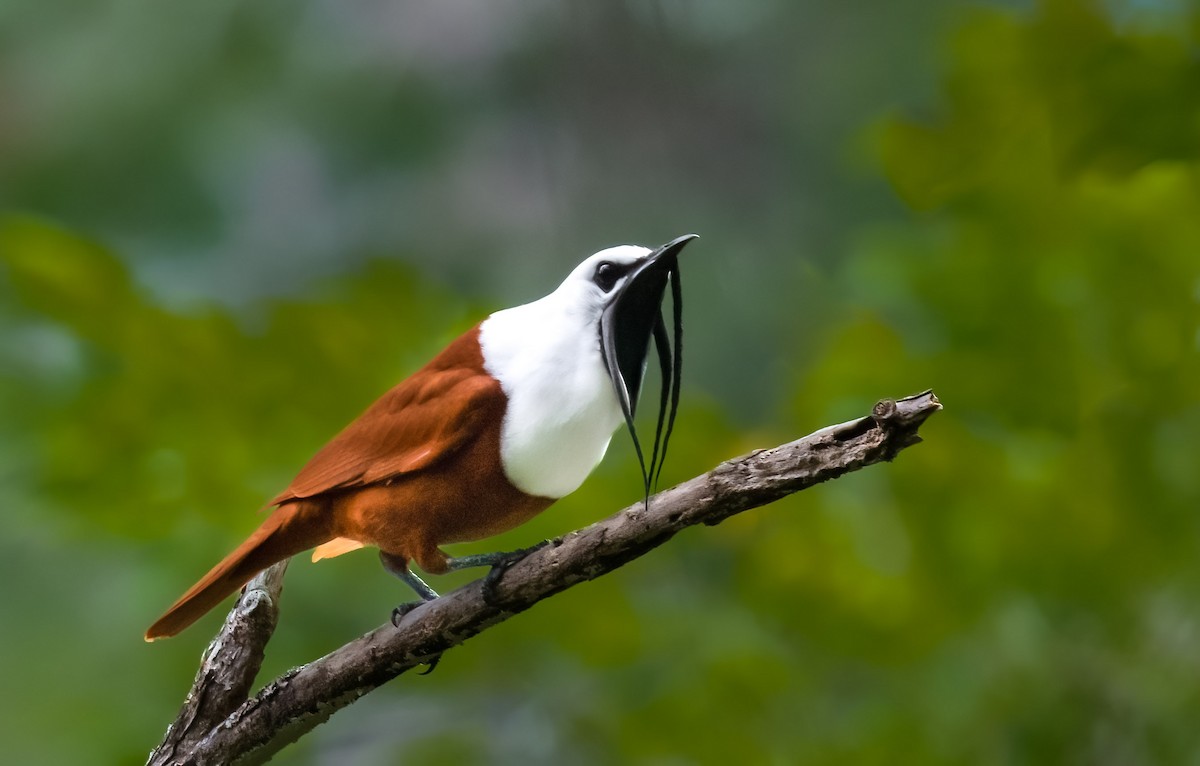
(478, 296, 623, 499)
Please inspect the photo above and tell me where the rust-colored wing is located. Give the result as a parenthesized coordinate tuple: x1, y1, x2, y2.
(270, 326, 500, 505)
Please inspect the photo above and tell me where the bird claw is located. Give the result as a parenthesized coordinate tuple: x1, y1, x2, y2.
(391, 601, 422, 627)
(388, 603, 442, 674)
(418, 654, 442, 675)
(481, 540, 551, 604)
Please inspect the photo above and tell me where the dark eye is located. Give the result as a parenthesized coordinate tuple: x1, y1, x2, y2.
(594, 261, 621, 292)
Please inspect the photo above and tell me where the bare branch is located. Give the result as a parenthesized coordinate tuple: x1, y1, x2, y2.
(149, 390, 941, 766)
(148, 562, 289, 766)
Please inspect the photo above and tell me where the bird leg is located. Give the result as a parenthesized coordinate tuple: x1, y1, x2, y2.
(444, 540, 551, 604)
(379, 551, 442, 673)
(381, 551, 440, 598)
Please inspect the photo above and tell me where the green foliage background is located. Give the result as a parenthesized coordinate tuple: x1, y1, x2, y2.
(2, 1, 1198, 763)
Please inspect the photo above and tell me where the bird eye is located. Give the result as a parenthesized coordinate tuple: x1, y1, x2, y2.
(594, 261, 621, 292)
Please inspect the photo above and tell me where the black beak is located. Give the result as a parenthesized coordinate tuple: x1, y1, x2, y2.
(599, 233, 697, 502)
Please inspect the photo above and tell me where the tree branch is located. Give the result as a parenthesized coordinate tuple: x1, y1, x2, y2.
(148, 390, 941, 766)
(149, 562, 289, 765)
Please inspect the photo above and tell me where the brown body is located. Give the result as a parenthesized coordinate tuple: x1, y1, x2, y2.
(145, 325, 552, 640)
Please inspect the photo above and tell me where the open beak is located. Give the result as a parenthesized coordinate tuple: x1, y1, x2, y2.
(599, 233, 697, 500)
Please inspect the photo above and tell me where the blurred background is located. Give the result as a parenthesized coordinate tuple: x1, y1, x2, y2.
(2, 0, 1198, 763)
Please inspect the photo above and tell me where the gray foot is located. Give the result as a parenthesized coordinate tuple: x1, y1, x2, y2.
(380, 551, 440, 625)
(445, 541, 551, 604)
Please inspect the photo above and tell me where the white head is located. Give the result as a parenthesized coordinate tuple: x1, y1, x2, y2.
(479, 235, 697, 499)
(549, 244, 656, 320)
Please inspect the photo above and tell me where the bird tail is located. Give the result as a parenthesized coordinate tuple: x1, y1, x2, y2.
(144, 499, 332, 641)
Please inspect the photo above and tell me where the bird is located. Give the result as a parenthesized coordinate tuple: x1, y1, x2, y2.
(145, 234, 697, 641)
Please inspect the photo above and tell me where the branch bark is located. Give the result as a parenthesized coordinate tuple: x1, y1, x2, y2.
(150, 562, 289, 765)
(148, 390, 941, 766)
